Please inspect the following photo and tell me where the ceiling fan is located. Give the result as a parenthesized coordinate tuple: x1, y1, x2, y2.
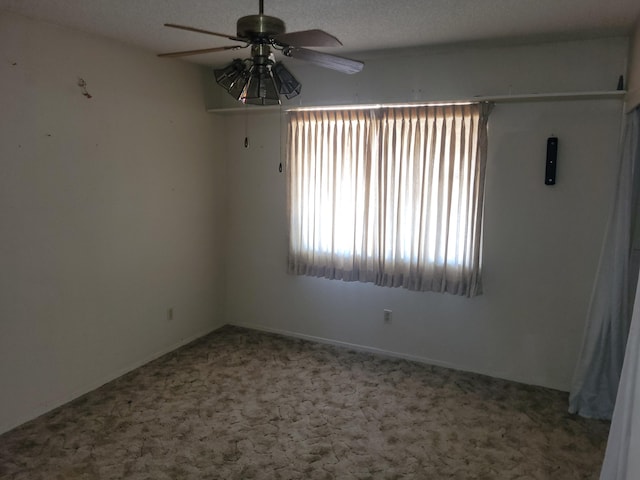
(158, 0, 364, 105)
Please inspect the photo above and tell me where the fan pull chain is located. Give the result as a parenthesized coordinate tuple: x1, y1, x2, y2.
(278, 105, 283, 173)
(244, 108, 249, 148)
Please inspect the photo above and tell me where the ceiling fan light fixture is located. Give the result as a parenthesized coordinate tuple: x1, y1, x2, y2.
(272, 62, 301, 99)
(215, 58, 300, 105)
(241, 63, 280, 105)
(229, 72, 251, 100)
(214, 59, 248, 92)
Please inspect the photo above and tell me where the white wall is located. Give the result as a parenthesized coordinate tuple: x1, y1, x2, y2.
(222, 37, 627, 392)
(628, 16, 640, 109)
(0, 12, 227, 433)
(209, 37, 628, 109)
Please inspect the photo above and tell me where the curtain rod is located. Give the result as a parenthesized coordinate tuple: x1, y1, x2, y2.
(207, 90, 626, 114)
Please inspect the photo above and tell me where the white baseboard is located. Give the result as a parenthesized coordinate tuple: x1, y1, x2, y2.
(229, 322, 570, 393)
(229, 321, 464, 372)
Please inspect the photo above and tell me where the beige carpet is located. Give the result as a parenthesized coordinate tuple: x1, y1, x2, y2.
(0, 325, 609, 479)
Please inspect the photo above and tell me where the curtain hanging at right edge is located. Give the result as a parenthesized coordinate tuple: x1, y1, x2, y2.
(569, 107, 640, 420)
(598, 106, 640, 480)
(599, 256, 640, 478)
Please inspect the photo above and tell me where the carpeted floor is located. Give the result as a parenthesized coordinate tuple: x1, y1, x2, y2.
(0, 325, 610, 479)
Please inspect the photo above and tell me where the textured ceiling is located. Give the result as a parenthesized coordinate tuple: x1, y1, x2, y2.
(1, 0, 639, 66)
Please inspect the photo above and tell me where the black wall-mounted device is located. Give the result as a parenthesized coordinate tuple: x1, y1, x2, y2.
(545, 137, 558, 185)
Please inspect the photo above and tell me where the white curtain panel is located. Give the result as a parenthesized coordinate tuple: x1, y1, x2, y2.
(600, 267, 640, 479)
(286, 103, 491, 296)
(598, 107, 640, 479)
(569, 108, 640, 419)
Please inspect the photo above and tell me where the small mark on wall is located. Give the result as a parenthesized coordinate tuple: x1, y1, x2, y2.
(78, 78, 92, 98)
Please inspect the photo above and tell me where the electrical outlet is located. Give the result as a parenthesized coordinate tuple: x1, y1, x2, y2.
(383, 309, 392, 323)
(167, 307, 174, 321)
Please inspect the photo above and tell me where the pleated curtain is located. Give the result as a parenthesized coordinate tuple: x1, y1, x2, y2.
(286, 103, 491, 297)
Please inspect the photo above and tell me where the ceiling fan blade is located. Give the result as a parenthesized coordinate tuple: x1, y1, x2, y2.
(284, 47, 364, 74)
(164, 23, 246, 42)
(157, 45, 242, 58)
(274, 29, 342, 47)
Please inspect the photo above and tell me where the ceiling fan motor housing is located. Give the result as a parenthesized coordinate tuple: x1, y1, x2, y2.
(236, 14, 285, 40)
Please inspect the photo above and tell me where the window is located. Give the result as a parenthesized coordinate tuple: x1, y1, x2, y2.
(286, 103, 491, 297)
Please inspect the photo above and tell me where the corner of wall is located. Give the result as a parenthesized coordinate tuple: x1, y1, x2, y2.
(627, 15, 640, 110)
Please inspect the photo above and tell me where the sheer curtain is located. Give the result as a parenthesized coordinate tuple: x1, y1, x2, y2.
(600, 266, 640, 479)
(598, 107, 640, 479)
(286, 103, 491, 297)
(569, 107, 640, 419)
